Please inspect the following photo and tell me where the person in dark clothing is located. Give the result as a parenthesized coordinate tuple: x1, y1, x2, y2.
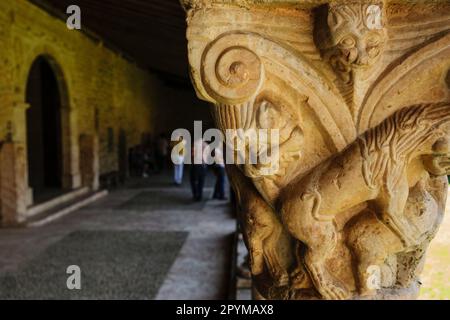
(190, 140, 207, 201)
(155, 133, 169, 173)
(132, 145, 146, 177)
(211, 146, 226, 200)
(190, 164, 207, 201)
(212, 165, 226, 200)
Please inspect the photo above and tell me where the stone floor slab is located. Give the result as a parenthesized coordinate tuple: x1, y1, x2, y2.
(0, 230, 187, 300)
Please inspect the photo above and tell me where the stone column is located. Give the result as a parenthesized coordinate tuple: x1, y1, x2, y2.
(0, 141, 29, 225)
(62, 104, 82, 190)
(0, 102, 32, 225)
(79, 133, 100, 191)
(182, 0, 450, 299)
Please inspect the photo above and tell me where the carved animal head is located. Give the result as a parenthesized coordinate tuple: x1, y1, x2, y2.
(213, 97, 304, 203)
(257, 100, 282, 131)
(422, 137, 450, 176)
(324, 2, 387, 82)
(360, 103, 450, 187)
(256, 99, 301, 145)
(238, 98, 303, 179)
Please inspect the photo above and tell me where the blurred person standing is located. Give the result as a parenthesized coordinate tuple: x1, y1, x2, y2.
(155, 133, 169, 173)
(172, 137, 186, 186)
(190, 139, 207, 201)
(212, 146, 226, 200)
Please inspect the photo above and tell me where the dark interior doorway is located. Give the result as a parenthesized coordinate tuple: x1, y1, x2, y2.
(25, 56, 64, 203)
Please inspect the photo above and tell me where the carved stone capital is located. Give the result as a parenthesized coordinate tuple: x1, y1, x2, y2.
(183, 0, 450, 300)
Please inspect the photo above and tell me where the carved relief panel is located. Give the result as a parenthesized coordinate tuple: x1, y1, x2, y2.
(182, 0, 450, 299)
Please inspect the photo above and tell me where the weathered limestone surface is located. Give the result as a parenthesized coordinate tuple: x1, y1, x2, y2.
(183, 0, 450, 299)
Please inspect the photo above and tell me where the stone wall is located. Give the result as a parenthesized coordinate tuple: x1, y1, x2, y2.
(0, 0, 158, 176)
(3, 0, 163, 175)
(0, 0, 212, 224)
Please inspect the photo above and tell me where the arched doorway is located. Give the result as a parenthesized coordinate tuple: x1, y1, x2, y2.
(25, 56, 65, 202)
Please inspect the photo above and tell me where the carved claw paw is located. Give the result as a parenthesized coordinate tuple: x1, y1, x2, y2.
(321, 281, 351, 300)
(290, 267, 312, 289)
(272, 270, 290, 287)
(398, 227, 418, 248)
(248, 251, 264, 276)
(311, 267, 351, 300)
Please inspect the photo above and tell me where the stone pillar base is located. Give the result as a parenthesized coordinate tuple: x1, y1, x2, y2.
(0, 142, 29, 226)
(79, 134, 100, 191)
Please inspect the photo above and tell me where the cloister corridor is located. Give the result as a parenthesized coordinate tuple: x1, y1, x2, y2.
(0, 172, 235, 299)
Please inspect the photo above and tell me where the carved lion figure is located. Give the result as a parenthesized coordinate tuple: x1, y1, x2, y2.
(279, 103, 450, 299)
(227, 165, 292, 290)
(216, 97, 303, 289)
(347, 172, 448, 297)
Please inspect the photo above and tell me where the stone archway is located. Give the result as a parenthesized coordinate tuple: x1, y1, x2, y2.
(24, 55, 72, 204)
